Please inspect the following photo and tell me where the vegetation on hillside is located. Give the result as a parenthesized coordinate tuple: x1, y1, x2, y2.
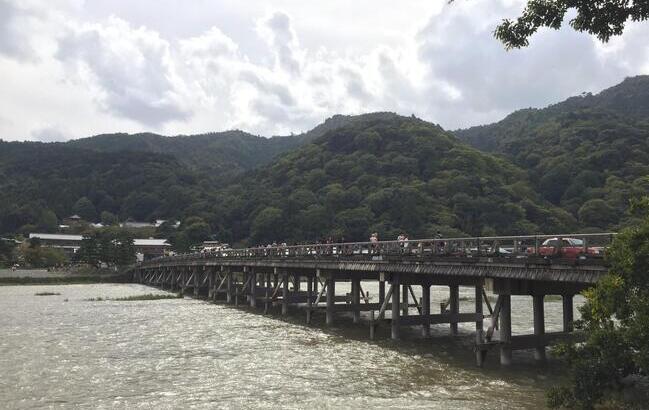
(455, 76, 649, 231)
(2, 78, 648, 249)
(206, 114, 574, 244)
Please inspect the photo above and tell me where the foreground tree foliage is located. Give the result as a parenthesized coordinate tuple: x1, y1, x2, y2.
(494, 0, 649, 49)
(547, 197, 649, 409)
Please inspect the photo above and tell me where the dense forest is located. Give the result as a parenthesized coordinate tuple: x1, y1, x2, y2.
(455, 76, 649, 229)
(1, 77, 647, 249)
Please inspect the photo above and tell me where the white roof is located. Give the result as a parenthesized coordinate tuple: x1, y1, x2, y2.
(134, 239, 171, 247)
(29, 233, 170, 247)
(30, 233, 83, 241)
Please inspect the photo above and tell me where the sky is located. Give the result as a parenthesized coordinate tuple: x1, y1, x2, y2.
(1, 0, 648, 142)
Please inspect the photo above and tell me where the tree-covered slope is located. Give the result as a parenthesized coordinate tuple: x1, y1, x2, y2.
(66, 130, 306, 178)
(454, 76, 649, 229)
(209, 114, 574, 245)
(0, 141, 208, 234)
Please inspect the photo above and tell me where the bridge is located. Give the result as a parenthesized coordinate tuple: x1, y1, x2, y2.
(130, 232, 614, 367)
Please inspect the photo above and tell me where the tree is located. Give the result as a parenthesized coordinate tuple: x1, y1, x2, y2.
(37, 209, 58, 232)
(114, 231, 136, 266)
(251, 207, 284, 244)
(0, 239, 16, 267)
(77, 234, 100, 267)
(547, 197, 649, 409)
(100, 211, 119, 226)
(578, 199, 617, 228)
(73, 197, 97, 221)
(494, 0, 649, 49)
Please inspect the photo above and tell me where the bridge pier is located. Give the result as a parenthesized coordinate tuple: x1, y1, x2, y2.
(264, 272, 271, 314)
(533, 295, 546, 362)
(250, 269, 257, 308)
(499, 294, 512, 366)
(306, 275, 313, 324)
(193, 268, 199, 297)
(282, 271, 289, 315)
(563, 294, 574, 332)
(475, 281, 486, 367)
(421, 283, 431, 338)
(226, 270, 233, 304)
(352, 279, 361, 324)
(449, 284, 459, 336)
(326, 277, 335, 326)
(391, 274, 400, 340)
(208, 269, 214, 299)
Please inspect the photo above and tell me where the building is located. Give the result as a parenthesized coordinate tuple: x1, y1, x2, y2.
(134, 238, 172, 261)
(28, 233, 172, 261)
(28, 233, 83, 257)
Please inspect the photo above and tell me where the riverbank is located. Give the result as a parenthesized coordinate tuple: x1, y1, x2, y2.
(0, 268, 130, 285)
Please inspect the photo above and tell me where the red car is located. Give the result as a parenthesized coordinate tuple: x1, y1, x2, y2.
(528, 237, 605, 258)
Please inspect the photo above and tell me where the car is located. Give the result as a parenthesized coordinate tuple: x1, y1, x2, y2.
(527, 237, 605, 258)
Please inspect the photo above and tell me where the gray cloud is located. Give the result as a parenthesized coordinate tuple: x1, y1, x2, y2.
(0, 0, 35, 59)
(31, 126, 68, 142)
(56, 17, 191, 127)
(416, 1, 637, 129)
(1, 1, 648, 140)
(261, 12, 301, 75)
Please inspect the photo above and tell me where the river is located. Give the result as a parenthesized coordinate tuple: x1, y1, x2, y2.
(0, 284, 580, 409)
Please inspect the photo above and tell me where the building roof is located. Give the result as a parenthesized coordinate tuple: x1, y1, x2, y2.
(30, 233, 83, 241)
(133, 239, 171, 247)
(29, 233, 170, 247)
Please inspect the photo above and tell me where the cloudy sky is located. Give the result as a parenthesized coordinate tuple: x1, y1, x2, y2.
(1, 0, 648, 141)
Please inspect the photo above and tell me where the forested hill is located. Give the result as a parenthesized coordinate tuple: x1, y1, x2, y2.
(66, 130, 304, 177)
(208, 114, 574, 245)
(2, 76, 647, 244)
(454, 75, 649, 229)
(64, 114, 359, 177)
(0, 141, 208, 234)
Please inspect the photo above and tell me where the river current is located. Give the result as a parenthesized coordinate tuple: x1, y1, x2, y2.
(0, 284, 580, 409)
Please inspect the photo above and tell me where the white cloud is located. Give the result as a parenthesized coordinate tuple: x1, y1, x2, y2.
(0, 0, 648, 140)
(56, 16, 191, 127)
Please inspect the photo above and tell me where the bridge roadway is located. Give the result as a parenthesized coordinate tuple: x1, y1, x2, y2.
(131, 233, 613, 366)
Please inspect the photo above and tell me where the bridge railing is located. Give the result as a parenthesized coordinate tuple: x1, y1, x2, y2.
(150, 232, 616, 264)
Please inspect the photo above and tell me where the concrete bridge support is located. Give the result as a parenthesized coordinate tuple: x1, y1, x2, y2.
(475, 281, 486, 367)
(391, 274, 401, 340)
(352, 279, 361, 324)
(449, 285, 459, 336)
(250, 269, 257, 308)
(326, 277, 335, 326)
(499, 294, 512, 366)
(306, 275, 314, 324)
(563, 295, 574, 332)
(421, 283, 431, 338)
(533, 295, 546, 362)
(282, 271, 289, 316)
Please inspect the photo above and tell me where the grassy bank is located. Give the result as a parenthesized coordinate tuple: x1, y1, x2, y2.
(85, 293, 182, 302)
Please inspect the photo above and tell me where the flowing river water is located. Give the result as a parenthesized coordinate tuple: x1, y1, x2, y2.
(0, 283, 581, 409)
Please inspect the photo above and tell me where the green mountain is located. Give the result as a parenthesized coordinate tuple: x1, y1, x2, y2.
(207, 113, 574, 244)
(66, 130, 304, 178)
(0, 141, 206, 234)
(2, 77, 646, 244)
(64, 114, 358, 178)
(454, 76, 649, 229)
